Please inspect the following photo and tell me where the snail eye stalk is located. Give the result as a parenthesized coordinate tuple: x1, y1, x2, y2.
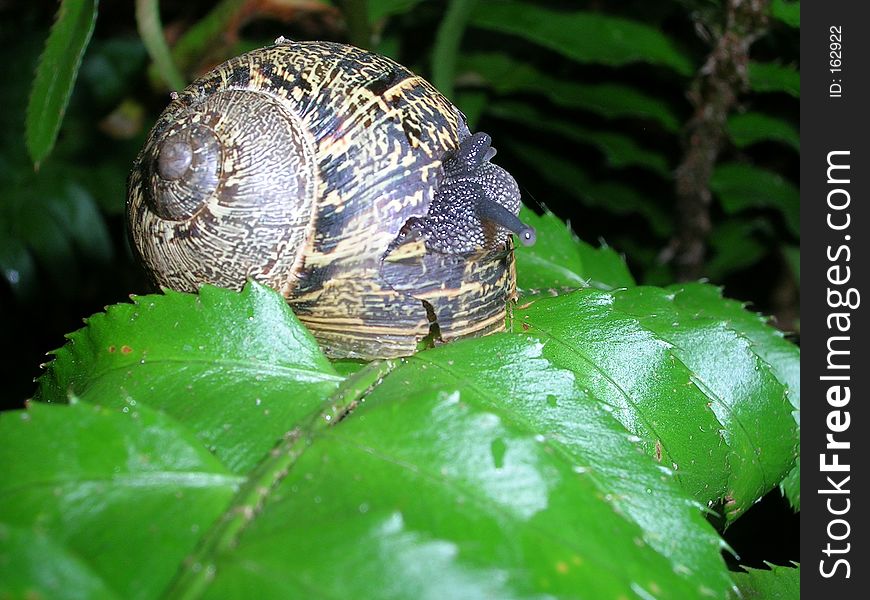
(474, 195, 536, 246)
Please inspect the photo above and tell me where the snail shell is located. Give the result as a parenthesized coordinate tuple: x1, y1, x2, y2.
(127, 40, 533, 359)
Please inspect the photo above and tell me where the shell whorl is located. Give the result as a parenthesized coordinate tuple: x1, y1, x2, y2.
(149, 123, 221, 219)
(129, 87, 318, 294)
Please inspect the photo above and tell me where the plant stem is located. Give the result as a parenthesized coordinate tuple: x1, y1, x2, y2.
(432, 0, 479, 101)
(672, 0, 770, 281)
(135, 0, 186, 90)
(163, 359, 398, 599)
(170, 0, 246, 74)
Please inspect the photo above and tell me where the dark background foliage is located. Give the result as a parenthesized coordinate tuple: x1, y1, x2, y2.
(0, 0, 799, 571)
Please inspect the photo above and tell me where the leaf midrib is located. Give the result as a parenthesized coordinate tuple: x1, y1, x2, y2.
(160, 361, 397, 598)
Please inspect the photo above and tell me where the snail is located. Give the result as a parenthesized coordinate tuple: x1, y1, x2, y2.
(127, 39, 536, 359)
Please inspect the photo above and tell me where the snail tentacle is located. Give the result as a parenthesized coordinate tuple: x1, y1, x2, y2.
(474, 195, 536, 246)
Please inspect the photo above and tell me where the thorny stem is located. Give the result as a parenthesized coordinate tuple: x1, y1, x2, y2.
(671, 0, 770, 281)
(164, 359, 398, 599)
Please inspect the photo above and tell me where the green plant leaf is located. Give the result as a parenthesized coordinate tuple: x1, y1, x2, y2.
(0, 522, 120, 600)
(459, 53, 682, 131)
(25, 0, 99, 166)
(0, 172, 112, 298)
(469, 1, 693, 74)
(368, 0, 422, 22)
(728, 564, 800, 599)
(710, 162, 799, 237)
(510, 287, 799, 519)
(431, 0, 478, 100)
(780, 456, 801, 510)
(35, 282, 342, 474)
(662, 283, 801, 511)
(706, 218, 769, 280)
(727, 112, 799, 151)
(489, 101, 671, 176)
(748, 61, 800, 97)
(0, 401, 243, 600)
(771, 0, 800, 28)
(2, 20, 117, 299)
(515, 206, 635, 291)
(664, 283, 800, 404)
(179, 335, 731, 598)
(78, 37, 149, 108)
(5, 280, 800, 596)
(17, 284, 792, 598)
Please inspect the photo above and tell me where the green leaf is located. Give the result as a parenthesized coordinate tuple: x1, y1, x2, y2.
(710, 162, 799, 236)
(368, 0, 422, 22)
(460, 53, 682, 131)
(79, 37, 149, 108)
(35, 282, 342, 474)
(331, 358, 369, 378)
(0, 522, 120, 600)
(748, 61, 800, 97)
(6, 282, 799, 596)
(508, 141, 673, 237)
(25, 0, 99, 165)
(515, 206, 635, 291)
(729, 564, 800, 600)
(663, 283, 801, 511)
(662, 284, 800, 403)
(431, 0, 478, 100)
(489, 101, 671, 176)
(0, 172, 112, 298)
(0, 402, 243, 600)
(469, 1, 693, 75)
(728, 112, 799, 151)
(780, 456, 801, 510)
(2, 23, 117, 298)
(195, 335, 731, 598)
(771, 0, 800, 28)
(510, 287, 800, 519)
(706, 218, 769, 280)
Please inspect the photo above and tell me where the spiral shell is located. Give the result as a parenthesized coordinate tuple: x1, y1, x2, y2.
(127, 41, 517, 359)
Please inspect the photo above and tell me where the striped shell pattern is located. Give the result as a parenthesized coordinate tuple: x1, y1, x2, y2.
(127, 40, 531, 359)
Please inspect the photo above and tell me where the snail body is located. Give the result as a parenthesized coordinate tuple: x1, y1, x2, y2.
(127, 40, 534, 359)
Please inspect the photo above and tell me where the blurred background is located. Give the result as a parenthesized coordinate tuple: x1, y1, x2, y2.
(0, 0, 800, 570)
(1, 1, 798, 417)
